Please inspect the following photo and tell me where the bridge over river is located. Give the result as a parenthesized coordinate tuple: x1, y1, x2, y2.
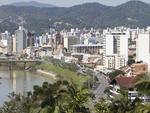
(0, 59, 42, 70)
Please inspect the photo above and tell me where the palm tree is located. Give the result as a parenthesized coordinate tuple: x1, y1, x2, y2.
(66, 83, 91, 113)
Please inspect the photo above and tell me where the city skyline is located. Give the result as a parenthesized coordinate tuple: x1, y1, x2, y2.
(0, 0, 150, 7)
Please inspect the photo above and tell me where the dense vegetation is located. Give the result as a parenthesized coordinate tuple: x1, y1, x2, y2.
(0, 81, 150, 113)
(0, 81, 91, 113)
(1, 1, 150, 33)
(95, 91, 150, 113)
(0, 60, 150, 112)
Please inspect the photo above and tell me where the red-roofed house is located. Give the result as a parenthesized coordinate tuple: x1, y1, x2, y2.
(108, 75, 150, 103)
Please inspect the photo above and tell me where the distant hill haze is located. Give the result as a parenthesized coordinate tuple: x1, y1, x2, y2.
(10, 1, 56, 8)
(0, 1, 150, 33)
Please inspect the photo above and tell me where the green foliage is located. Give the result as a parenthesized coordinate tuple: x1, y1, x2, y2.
(0, 81, 150, 113)
(0, 81, 91, 113)
(51, 59, 79, 72)
(135, 75, 150, 95)
(108, 70, 125, 80)
(109, 90, 131, 113)
(95, 90, 150, 113)
(0, 92, 33, 113)
(35, 62, 89, 87)
(95, 99, 110, 113)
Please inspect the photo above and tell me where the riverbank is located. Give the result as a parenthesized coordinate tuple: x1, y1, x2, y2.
(36, 69, 57, 80)
(0, 60, 90, 87)
(34, 63, 90, 87)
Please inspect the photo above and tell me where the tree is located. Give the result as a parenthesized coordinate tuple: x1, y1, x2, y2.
(109, 90, 132, 113)
(0, 92, 33, 113)
(1, 80, 150, 113)
(94, 99, 110, 113)
(0, 81, 90, 113)
(135, 75, 150, 96)
(108, 70, 125, 80)
(66, 82, 91, 113)
(32, 80, 91, 113)
(129, 98, 150, 113)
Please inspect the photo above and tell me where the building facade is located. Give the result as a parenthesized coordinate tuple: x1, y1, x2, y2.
(103, 31, 128, 69)
(15, 26, 27, 54)
(136, 31, 150, 70)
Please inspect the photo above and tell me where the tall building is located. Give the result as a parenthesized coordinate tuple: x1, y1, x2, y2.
(136, 30, 150, 70)
(54, 32, 63, 49)
(64, 36, 79, 51)
(0, 31, 12, 54)
(7, 36, 13, 54)
(103, 31, 129, 69)
(15, 26, 27, 54)
(27, 32, 35, 47)
(12, 35, 17, 54)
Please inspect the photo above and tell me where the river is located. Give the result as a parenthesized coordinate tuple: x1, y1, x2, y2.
(0, 67, 54, 106)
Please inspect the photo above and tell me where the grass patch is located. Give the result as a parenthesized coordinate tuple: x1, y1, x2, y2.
(35, 63, 90, 87)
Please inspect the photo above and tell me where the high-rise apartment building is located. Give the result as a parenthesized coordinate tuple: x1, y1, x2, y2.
(27, 32, 35, 47)
(103, 31, 129, 69)
(15, 26, 27, 54)
(136, 30, 150, 70)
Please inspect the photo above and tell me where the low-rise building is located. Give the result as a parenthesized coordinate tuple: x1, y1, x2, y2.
(131, 63, 148, 75)
(109, 75, 150, 103)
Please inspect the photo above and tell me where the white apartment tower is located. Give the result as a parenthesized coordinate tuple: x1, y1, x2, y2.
(103, 31, 129, 69)
(136, 30, 150, 70)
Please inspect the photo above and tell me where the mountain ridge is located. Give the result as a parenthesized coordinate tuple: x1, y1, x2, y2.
(10, 1, 56, 8)
(0, 1, 150, 33)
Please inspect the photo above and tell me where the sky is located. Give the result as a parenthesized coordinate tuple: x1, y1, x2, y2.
(0, 0, 150, 7)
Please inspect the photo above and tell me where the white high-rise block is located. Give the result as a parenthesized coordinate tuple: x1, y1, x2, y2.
(120, 35, 128, 62)
(105, 34, 114, 56)
(136, 33, 150, 69)
(104, 32, 128, 69)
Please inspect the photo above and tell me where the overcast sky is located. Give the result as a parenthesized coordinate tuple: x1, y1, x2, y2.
(1, 0, 150, 7)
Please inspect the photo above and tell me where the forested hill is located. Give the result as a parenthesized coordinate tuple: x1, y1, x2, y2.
(0, 1, 150, 33)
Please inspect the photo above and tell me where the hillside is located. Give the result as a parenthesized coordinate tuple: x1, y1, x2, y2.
(0, 1, 150, 33)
